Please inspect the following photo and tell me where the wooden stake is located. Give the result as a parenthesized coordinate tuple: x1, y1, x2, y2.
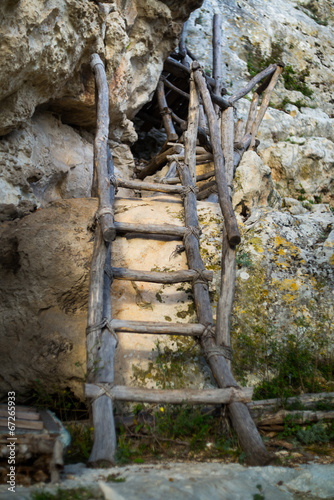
(192, 62, 241, 246)
(245, 92, 259, 136)
(228, 63, 277, 104)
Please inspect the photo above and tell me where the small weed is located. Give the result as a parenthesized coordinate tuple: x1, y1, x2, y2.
(106, 474, 126, 483)
(236, 252, 253, 269)
(296, 422, 334, 444)
(65, 423, 93, 464)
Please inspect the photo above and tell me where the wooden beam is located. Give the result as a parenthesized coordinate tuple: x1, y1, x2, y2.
(86, 384, 253, 405)
(116, 178, 185, 194)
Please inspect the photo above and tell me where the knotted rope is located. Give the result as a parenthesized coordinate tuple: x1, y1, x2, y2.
(86, 317, 119, 346)
(193, 268, 210, 286)
(109, 175, 119, 194)
(201, 325, 233, 361)
(95, 206, 114, 221)
(180, 185, 199, 199)
(183, 225, 201, 244)
(90, 382, 115, 403)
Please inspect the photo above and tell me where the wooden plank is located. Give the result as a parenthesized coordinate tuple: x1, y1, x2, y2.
(192, 62, 241, 246)
(116, 178, 185, 194)
(228, 63, 277, 104)
(114, 221, 187, 238)
(86, 384, 253, 404)
(249, 65, 283, 149)
(111, 267, 213, 284)
(110, 319, 206, 336)
(90, 54, 115, 243)
(0, 408, 40, 420)
(0, 417, 43, 430)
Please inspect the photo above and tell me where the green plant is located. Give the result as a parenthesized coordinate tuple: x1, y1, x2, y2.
(296, 423, 334, 444)
(236, 252, 253, 269)
(106, 474, 126, 483)
(31, 488, 100, 500)
(65, 423, 93, 464)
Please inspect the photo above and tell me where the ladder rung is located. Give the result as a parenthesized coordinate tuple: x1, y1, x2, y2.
(85, 384, 253, 404)
(111, 267, 213, 284)
(114, 221, 186, 238)
(117, 178, 184, 194)
(110, 319, 205, 336)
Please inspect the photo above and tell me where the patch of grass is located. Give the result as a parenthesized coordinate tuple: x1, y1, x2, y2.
(106, 474, 126, 483)
(31, 487, 101, 500)
(65, 423, 93, 464)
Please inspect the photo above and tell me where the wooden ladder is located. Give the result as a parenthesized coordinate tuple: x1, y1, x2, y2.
(85, 49, 282, 466)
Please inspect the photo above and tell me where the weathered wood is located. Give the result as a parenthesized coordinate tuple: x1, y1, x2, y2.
(87, 58, 117, 465)
(116, 178, 185, 194)
(245, 92, 259, 136)
(178, 21, 189, 68)
(109, 319, 206, 336)
(137, 144, 183, 180)
(210, 92, 230, 110)
(248, 392, 334, 412)
(164, 56, 217, 88)
(90, 54, 115, 242)
(164, 169, 215, 185)
(111, 266, 213, 284)
(0, 417, 44, 430)
(184, 76, 200, 183)
(256, 409, 334, 429)
(249, 65, 283, 149)
(234, 118, 244, 143)
(228, 63, 277, 104)
(156, 80, 178, 142)
(86, 384, 253, 405)
(192, 62, 241, 246)
(114, 221, 187, 238)
(212, 13, 223, 115)
(216, 106, 236, 355)
(178, 158, 272, 466)
(161, 76, 190, 99)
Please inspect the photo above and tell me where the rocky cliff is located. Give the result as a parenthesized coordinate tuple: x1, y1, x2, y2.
(0, 0, 333, 400)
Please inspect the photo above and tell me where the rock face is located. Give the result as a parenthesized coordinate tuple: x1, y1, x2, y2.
(0, 0, 202, 139)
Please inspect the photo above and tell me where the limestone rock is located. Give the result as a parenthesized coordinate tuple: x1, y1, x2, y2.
(0, 0, 202, 138)
(233, 151, 281, 215)
(0, 112, 94, 209)
(231, 205, 334, 386)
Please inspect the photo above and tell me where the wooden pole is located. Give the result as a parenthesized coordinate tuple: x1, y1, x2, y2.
(228, 63, 277, 104)
(249, 65, 283, 149)
(86, 384, 253, 405)
(177, 160, 272, 465)
(90, 54, 115, 243)
(86, 56, 118, 466)
(245, 92, 259, 136)
(137, 144, 183, 180)
(212, 13, 223, 115)
(156, 80, 178, 142)
(178, 22, 189, 68)
(184, 76, 200, 183)
(192, 62, 241, 246)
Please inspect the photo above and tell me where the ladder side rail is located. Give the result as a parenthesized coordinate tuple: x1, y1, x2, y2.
(86, 54, 117, 466)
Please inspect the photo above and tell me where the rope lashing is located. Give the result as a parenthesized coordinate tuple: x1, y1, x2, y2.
(193, 268, 210, 286)
(160, 106, 173, 116)
(202, 324, 216, 340)
(204, 344, 233, 361)
(95, 206, 114, 221)
(180, 185, 199, 199)
(104, 266, 114, 284)
(86, 317, 119, 346)
(109, 175, 119, 194)
(183, 225, 201, 245)
(90, 383, 115, 403)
